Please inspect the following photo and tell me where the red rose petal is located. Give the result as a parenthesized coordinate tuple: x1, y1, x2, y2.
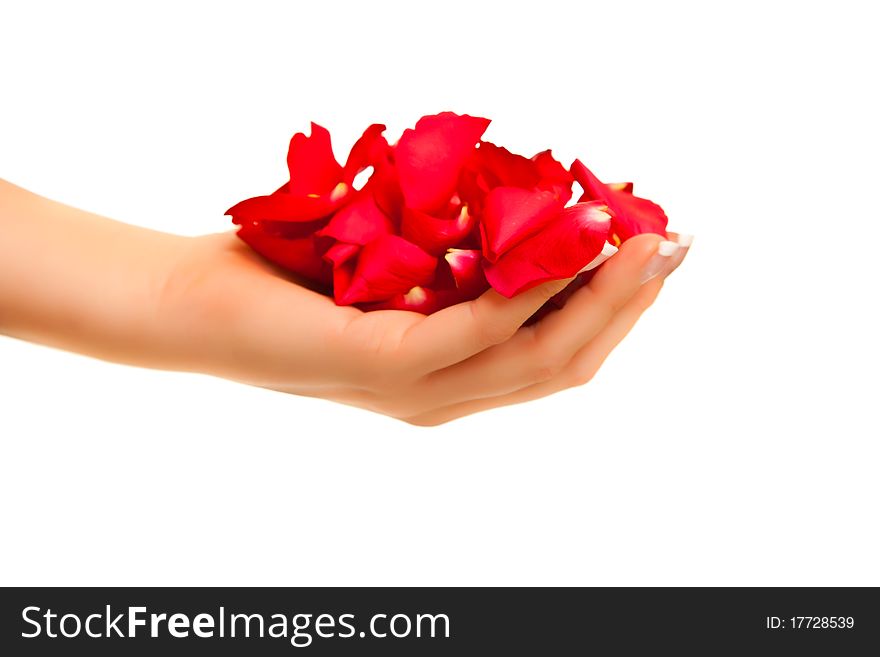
(227, 114, 670, 317)
(342, 123, 389, 183)
(225, 190, 339, 223)
(472, 141, 540, 189)
(479, 187, 563, 262)
(444, 248, 490, 298)
(231, 216, 328, 240)
(483, 201, 611, 298)
(323, 242, 360, 267)
(287, 122, 344, 197)
(396, 112, 491, 212)
(236, 223, 331, 284)
(454, 165, 491, 216)
(332, 260, 356, 303)
(401, 204, 475, 255)
(359, 286, 439, 313)
(359, 285, 466, 314)
(571, 160, 667, 241)
(316, 193, 394, 245)
(355, 141, 406, 221)
(532, 149, 574, 203)
(337, 234, 437, 305)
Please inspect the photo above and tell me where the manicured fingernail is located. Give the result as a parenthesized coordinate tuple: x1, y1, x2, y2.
(578, 241, 618, 273)
(640, 240, 681, 284)
(668, 233, 694, 273)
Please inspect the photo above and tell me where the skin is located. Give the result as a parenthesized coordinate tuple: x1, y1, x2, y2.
(0, 179, 687, 425)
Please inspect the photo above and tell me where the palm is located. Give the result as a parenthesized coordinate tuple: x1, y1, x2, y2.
(188, 231, 425, 387)
(182, 231, 679, 425)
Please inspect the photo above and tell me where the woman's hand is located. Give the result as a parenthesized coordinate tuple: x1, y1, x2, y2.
(165, 231, 687, 425)
(1, 180, 688, 425)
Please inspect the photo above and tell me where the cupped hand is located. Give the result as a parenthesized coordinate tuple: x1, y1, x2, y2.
(163, 231, 688, 425)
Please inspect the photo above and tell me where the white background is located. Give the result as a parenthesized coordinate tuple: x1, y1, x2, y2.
(1, 1, 878, 586)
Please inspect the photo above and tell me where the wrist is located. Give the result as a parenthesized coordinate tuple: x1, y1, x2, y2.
(50, 220, 198, 371)
(0, 181, 199, 370)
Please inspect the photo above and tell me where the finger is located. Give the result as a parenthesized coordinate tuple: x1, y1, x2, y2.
(554, 278, 665, 390)
(399, 275, 576, 374)
(666, 233, 693, 275)
(403, 278, 664, 426)
(529, 233, 670, 363)
(414, 234, 671, 405)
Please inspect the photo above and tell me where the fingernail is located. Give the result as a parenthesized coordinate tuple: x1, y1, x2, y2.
(668, 233, 694, 273)
(676, 234, 695, 248)
(640, 240, 681, 284)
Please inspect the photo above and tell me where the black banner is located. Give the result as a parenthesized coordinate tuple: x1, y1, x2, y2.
(1, 587, 877, 654)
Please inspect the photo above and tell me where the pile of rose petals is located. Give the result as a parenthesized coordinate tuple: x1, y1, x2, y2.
(226, 112, 668, 314)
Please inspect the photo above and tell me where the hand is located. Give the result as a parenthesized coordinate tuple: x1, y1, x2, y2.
(0, 181, 688, 426)
(163, 231, 687, 425)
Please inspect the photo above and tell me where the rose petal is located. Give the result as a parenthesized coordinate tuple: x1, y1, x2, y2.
(444, 248, 490, 297)
(342, 123, 388, 183)
(532, 150, 574, 203)
(455, 165, 488, 214)
(532, 149, 573, 184)
(401, 204, 475, 255)
(352, 139, 406, 222)
(479, 187, 563, 262)
(332, 260, 355, 303)
(316, 193, 394, 245)
(235, 223, 331, 284)
(359, 286, 438, 313)
(472, 141, 540, 189)
(323, 242, 360, 267)
(337, 234, 437, 305)
(531, 243, 618, 321)
(571, 160, 667, 241)
(359, 285, 466, 314)
(578, 241, 619, 273)
(483, 201, 612, 297)
(287, 122, 344, 196)
(231, 216, 328, 239)
(226, 190, 339, 223)
(396, 112, 491, 212)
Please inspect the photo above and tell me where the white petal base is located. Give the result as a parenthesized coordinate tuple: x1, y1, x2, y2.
(577, 241, 619, 274)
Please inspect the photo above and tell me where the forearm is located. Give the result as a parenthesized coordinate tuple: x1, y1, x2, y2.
(0, 179, 191, 368)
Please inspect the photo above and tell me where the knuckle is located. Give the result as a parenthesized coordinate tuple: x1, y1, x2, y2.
(568, 364, 597, 387)
(470, 303, 516, 348)
(637, 284, 663, 309)
(531, 363, 560, 383)
(597, 295, 622, 321)
(530, 345, 567, 382)
(479, 322, 516, 348)
(376, 395, 425, 420)
(373, 401, 406, 419)
(400, 414, 446, 427)
(356, 352, 417, 392)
